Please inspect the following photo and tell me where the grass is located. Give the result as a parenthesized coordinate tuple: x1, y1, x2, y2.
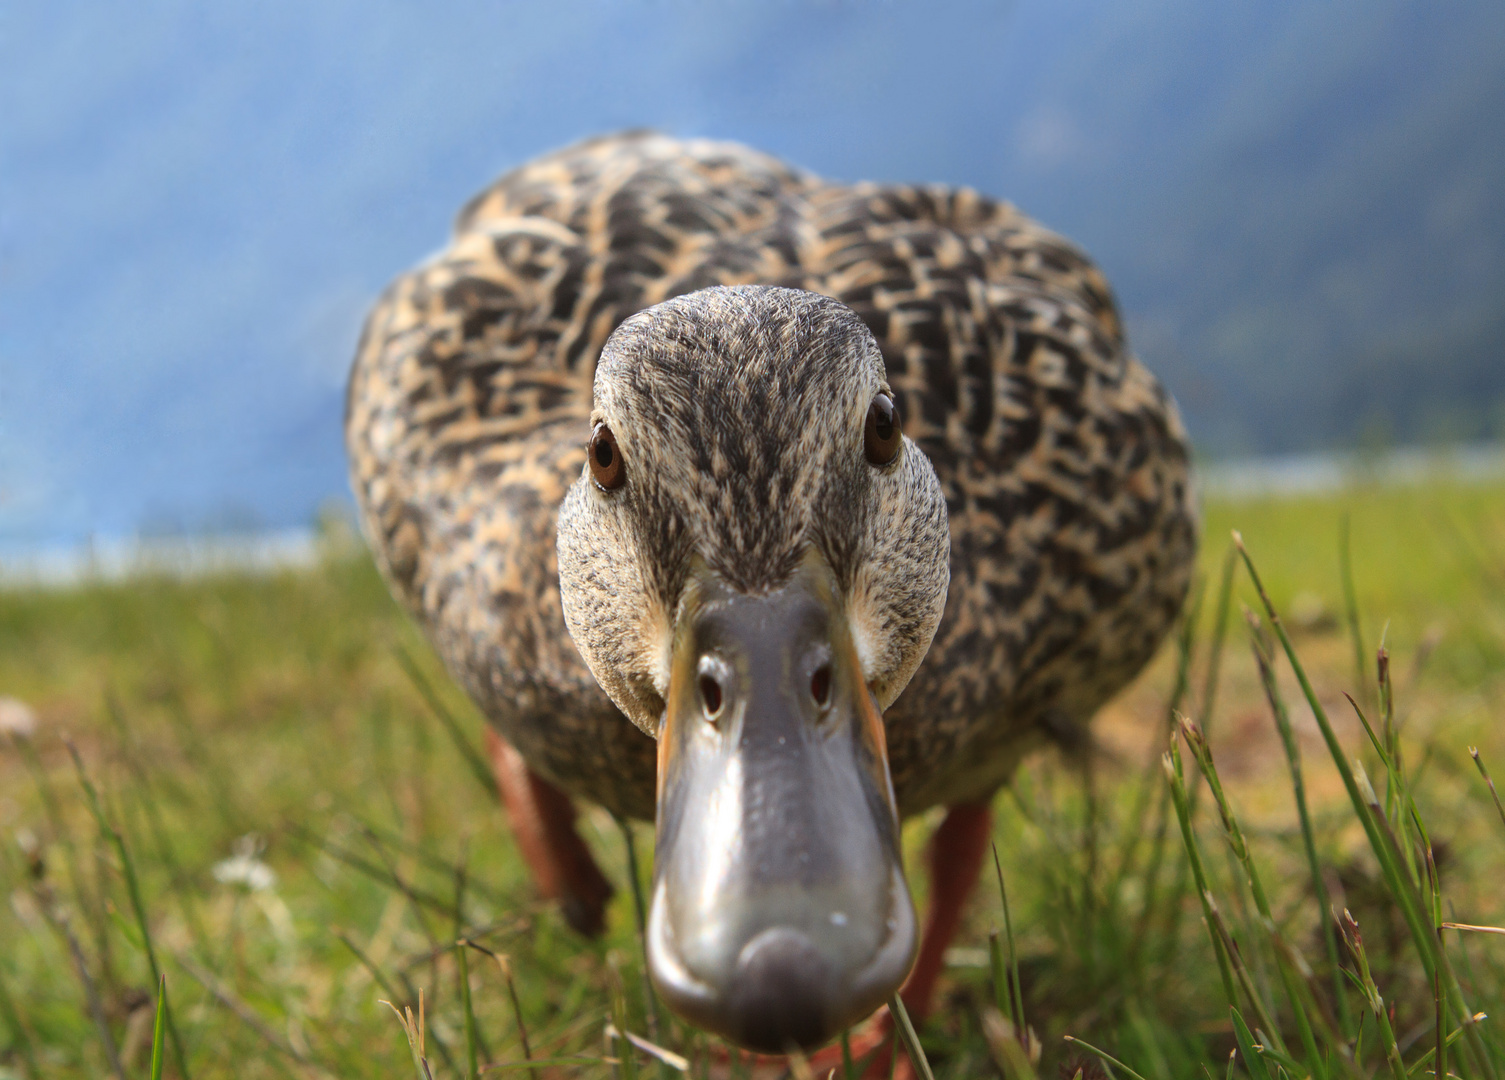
(1, 477, 1504, 1078)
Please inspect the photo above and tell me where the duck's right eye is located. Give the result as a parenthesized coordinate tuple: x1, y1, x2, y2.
(588, 424, 626, 490)
(864, 393, 902, 466)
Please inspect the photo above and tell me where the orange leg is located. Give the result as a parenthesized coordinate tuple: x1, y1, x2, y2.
(901, 799, 994, 1020)
(485, 728, 614, 937)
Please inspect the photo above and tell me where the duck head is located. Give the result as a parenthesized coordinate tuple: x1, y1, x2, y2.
(557, 286, 950, 1052)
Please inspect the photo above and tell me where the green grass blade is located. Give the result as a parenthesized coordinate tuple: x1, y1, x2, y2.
(607, 954, 640, 1080)
(335, 928, 406, 1008)
(1063, 1034, 1151, 1080)
(394, 642, 499, 801)
(614, 812, 662, 1043)
(889, 995, 935, 1080)
(1116, 580, 1203, 890)
(988, 930, 1011, 1026)
(1198, 543, 1238, 742)
(1229, 1009, 1274, 1080)
(380, 999, 434, 1080)
(1249, 615, 1355, 1041)
(1469, 747, 1505, 833)
(149, 974, 168, 1080)
(464, 940, 537, 1080)
(66, 740, 190, 1080)
(1234, 532, 1498, 1080)
(1234, 535, 1432, 957)
(1406, 1014, 1485, 1076)
(1338, 512, 1371, 716)
(992, 844, 1028, 1051)
(1179, 716, 1323, 1074)
(458, 941, 479, 1080)
(1162, 742, 1239, 1014)
(981, 1006, 1038, 1080)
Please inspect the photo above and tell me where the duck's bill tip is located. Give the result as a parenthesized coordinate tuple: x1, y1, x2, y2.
(646, 559, 916, 1052)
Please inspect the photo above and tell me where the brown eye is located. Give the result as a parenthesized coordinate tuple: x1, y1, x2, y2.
(863, 393, 902, 465)
(588, 423, 626, 490)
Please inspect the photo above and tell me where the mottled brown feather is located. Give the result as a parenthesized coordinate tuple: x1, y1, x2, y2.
(346, 131, 1197, 820)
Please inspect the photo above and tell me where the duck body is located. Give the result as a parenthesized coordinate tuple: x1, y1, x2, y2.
(347, 131, 1196, 1050)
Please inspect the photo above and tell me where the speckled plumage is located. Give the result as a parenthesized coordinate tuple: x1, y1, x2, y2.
(346, 131, 1197, 823)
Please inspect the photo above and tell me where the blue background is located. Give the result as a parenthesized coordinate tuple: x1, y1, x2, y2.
(4, 1, 1503, 546)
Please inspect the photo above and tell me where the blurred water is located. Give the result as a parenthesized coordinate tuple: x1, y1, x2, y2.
(2, 443, 1501, 589)
(0, 527, 320, 588)
(1197, 441, 1505, 499)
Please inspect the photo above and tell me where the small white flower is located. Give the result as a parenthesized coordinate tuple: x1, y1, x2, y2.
(0, 696, 37, 738)
(213, 834, 276, 892)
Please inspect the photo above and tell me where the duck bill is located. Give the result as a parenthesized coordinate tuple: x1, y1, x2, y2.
(647, 557, 916, 1054)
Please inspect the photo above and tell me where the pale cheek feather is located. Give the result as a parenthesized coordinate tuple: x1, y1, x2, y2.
(846, 579, 886, 685)
(640, 597, 675, 698)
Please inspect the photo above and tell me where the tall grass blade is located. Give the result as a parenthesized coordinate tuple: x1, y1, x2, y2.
(614, 812, 662, 1041)
(980, 1007, 1038, 1080)
(1407, 1014, 1488, 1076)
(394, 642, 499, 800)
(380, 998, 436, 1080)
(1469, 747, 1505, 833)
(888, 995, 935, 1080)
(1338, 512, 1371, 715)
(1424, 846, 1444, 1080)
(32, 872, 124, 1079)
(607, 954, 640, 1080)
(1249, 613, 1355, 1040)
(465, 941, 537, 1080)
(1162, 742, 1238, 1014)
(149, 974, 168, 1080)
(1199, 543, 1238, 742)
(1229, 1009, 1273, 1080)
(1063, 1034, 1150, 1080)
(1178, 715, 1323, 1075)
(991, 844, 1028, 1052)
(103, 694, 215, 963)
(458, 942, 480, 1080)
(1233, 531, 1498, 1080)
(67, 740, 190, 1079)
(335, 927, 407, 1008)
(284, 820, 456, 916)
(176, 953, 315, 1068)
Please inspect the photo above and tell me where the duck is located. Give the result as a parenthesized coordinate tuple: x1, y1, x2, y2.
(346, 131, 1197, 1056)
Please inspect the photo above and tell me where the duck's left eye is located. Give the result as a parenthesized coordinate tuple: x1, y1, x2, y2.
(864, 393, 902, 466)
(588, 423, 626, 490)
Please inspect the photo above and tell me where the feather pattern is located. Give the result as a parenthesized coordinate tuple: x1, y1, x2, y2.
(347, 131, 1197, 820)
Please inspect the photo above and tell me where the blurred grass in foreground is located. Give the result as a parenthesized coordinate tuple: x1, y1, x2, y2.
(1, 478, 1504, 1078)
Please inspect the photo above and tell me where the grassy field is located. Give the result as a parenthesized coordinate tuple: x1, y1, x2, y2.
(2, 478, 1505, 1079)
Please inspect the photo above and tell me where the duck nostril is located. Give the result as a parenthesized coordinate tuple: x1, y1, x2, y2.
(810, 665, 831, 707)
(700, 674, 723, 718)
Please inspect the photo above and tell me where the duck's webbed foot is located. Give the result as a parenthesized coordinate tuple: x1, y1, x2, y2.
(485, 728, 614, 936)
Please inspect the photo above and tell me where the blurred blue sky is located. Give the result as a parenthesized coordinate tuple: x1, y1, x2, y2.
(4, 1, 1504, 547)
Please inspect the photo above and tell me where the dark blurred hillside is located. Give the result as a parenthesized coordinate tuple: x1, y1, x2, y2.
(3, 0, 1503, 542)
(1005, 1, 1505, 454)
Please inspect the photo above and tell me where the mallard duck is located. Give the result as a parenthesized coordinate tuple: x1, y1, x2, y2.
(346, 131, 1196, 1054)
